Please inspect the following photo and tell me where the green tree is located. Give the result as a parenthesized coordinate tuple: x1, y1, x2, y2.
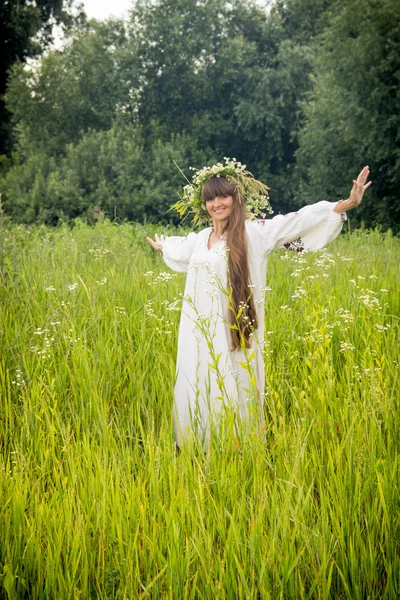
(234, 39, 314, 212)
(5, 20, 129, 156)
(3, 0, 281, 221)
(0, 0, 84, 154)
(296, 0, 400, 230)
(230, 0, 337, 211)
(274, 0, 336, 43)
(129, 0, 271, 149)
(5, 0, 398, 229)
(1, 120, 208, 224)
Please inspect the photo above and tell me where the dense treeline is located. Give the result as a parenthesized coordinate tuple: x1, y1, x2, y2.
(0, 0, 399, 230)
(0, 0, 85, 155)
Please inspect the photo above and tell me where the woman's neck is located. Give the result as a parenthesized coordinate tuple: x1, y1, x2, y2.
(212, 219, 228, 236)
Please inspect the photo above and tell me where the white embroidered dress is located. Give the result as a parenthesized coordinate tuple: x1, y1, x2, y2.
(162, 201, 345, 446)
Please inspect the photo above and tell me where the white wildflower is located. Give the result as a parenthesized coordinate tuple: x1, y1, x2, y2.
(339, 341, 355, 353)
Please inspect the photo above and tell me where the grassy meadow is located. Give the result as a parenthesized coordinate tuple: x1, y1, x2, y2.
(0, 219, 399, 599)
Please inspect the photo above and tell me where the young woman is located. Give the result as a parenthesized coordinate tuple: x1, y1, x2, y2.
(147, 160, 371, 447)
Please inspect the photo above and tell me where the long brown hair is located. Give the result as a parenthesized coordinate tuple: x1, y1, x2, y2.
(201, 176, 258, 350)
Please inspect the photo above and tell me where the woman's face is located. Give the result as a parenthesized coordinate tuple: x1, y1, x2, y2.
(205, 195, 233, 222)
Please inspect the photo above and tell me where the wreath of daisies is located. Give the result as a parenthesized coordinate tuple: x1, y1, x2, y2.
(171, 157, 273, 225)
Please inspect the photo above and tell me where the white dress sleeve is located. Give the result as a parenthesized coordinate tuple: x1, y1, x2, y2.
(162, 232, 198, 273)
(247, 201, 346, 256)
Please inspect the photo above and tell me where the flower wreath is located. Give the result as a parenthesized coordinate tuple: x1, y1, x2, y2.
(171, 157, 273, 225)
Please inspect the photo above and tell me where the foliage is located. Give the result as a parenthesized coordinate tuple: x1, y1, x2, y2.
(0, 0, 85, 153)
(295, 0, 400, 231)
(5, 20, 128, 155)
(0, 0, 399, 230)
(0, 222, 399, 597)
(1, 121, 210, 224)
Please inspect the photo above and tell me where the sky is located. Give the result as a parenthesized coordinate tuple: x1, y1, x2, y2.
(81, 0, 133, 20)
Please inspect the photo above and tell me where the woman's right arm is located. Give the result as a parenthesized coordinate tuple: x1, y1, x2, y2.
(146, 233, 165, 252)
(146, 232, 198, 273)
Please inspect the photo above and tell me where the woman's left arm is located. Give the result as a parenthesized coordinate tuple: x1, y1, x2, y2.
(247, 167, 372, 255)
(333, 166, 372, 214)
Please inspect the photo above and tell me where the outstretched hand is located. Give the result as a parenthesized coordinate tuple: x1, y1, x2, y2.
(334, 166, 372, 213)
(146, 233, 165, 252)
(347, 166, 372, 209)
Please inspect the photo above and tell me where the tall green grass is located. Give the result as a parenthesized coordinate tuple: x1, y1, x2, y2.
(0, 220, 399, 599)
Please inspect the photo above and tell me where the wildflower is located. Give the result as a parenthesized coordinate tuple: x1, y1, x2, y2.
(165, 299, 181, 312)
(155, 271, 176, 282)
(12, 369, 26, 387)
(88, 248, 110, 259)
(292, 286, 307, 299)
(339, 341, 355, 352)
(358, 288, 381, 310)
(290, 269, 302, 278)
(337, 309, 354, 323)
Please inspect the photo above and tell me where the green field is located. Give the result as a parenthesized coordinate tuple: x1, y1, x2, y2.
(1, 220, 399, 599)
